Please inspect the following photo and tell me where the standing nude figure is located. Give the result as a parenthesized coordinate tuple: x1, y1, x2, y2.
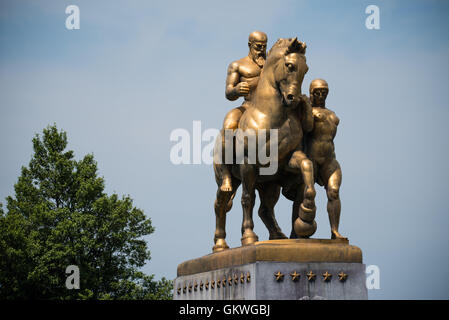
(306, 79, 346, 239)
(218, 31, 267, 192)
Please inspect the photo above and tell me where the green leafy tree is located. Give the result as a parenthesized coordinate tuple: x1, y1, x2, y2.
(0, 125, 172, 299)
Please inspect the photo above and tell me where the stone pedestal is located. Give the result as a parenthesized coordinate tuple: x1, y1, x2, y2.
(174, 239, 367, 300)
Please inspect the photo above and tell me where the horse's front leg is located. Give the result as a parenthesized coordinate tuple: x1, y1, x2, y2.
(288, 151, 316, 210)
(240, 162, 258, 246)
(288, 151, 317, 238)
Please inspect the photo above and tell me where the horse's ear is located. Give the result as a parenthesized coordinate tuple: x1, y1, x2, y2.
(301, 41, 307, 54)
(285, 37, 306, 55)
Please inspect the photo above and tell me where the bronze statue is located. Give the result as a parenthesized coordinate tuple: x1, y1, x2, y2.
(178, 33, 366, 302)
(213, 37, 317, 252)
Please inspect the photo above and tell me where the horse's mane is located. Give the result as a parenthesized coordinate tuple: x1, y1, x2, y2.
(266, 38, 307, 65)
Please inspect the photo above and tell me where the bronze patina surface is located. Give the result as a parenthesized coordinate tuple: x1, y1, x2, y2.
(212, 33, 349, 253)
(213, 35, 316, 253)
(177, 239, 362, 276)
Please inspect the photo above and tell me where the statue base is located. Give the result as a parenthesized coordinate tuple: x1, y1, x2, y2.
(174, 239, 367, 300)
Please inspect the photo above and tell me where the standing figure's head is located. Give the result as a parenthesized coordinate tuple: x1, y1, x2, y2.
(309, 78, 329, 107)
(248, 31, 267, 67)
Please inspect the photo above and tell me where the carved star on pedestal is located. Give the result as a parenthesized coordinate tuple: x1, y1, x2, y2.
(290, 271, 300, 282)
(274, 271, 284, 281)
(307, 271, 316, 281)
(322, 271, 332, 282)
(338, 271, 348, 282)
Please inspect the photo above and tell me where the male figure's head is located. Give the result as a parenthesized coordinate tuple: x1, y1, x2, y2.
(309, 78, 329, 107)
(248, 31, 267, 67)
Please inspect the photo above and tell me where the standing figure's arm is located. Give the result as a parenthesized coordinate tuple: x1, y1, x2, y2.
(225, 62, 249, 101)
(330, 112, 340, 127)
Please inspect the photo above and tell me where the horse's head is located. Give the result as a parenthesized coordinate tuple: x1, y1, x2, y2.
(267, 38, 308, 108)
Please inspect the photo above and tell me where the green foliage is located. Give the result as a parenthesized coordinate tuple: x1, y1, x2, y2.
(0, 125, 173, 299)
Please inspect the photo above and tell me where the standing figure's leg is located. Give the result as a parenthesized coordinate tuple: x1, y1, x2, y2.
(257, 183, 287, 240)
(321, 160, 347, 240)
(240, 161, 258, 246)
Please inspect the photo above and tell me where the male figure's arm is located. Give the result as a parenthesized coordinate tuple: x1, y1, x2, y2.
(330, 111, 340, 126)
(225, 61, 249, 101)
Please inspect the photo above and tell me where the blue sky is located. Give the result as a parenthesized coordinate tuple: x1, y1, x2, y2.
(1, 0, 449, 299)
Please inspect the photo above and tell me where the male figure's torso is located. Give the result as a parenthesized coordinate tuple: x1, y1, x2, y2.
(228, 56, 263, 105)
(307, 107, 339, 164)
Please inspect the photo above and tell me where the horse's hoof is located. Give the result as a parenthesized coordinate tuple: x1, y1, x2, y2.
(220, 185, 232, 192)
(302, 199, 315, 211)
(241, 231, 258, 246)
(294, 218, 317, 238)
(220, 178, 233, 192)
(212, 239, 229, 253)
(299, 203, 316, 222)
(269, 232, 288, 240)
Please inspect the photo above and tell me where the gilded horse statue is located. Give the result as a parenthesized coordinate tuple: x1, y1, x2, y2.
(213, 38, 318, 252)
